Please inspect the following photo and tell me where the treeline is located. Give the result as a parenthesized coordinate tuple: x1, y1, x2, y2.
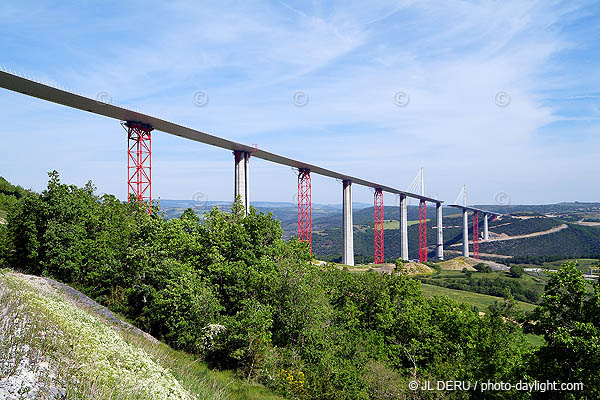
(1, 172, 599, 399)
(0, 176, 27, 214)
(510, 254, 600, 265)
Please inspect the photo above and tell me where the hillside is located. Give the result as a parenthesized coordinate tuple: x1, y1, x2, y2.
(289, 205, 600, 263)
(2, 175, 600, 399)
(158, 201, 600, 262)
(0, 270, 283, 400)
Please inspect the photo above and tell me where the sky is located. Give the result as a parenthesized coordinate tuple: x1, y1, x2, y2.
(0, 0, 599, 206)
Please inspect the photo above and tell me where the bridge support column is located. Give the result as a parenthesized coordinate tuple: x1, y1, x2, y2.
(436, 202, 444, 260)
(233, 151, 250, 215)
(374, 189, 384, 264)
(297, 169, 312, 252)
(418, 200, 428, 262)
(124, 121, 153, 213)
(483, 214, 489, 240)
(462, 208, 469, 257)
(472, 212, 480, 259)
(342, 180, 354, 266)
(400, 194, 408, 261)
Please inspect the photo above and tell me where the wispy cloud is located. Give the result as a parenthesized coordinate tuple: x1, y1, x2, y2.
(0, 0, 598, 204)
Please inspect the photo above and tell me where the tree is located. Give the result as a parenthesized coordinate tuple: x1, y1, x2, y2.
(527, 262, 600, 399)
(509, 264, 524, 278)
(474, 263, 492, 273)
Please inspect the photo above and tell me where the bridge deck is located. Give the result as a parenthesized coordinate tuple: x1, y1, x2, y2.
(0, 70, 441, 203)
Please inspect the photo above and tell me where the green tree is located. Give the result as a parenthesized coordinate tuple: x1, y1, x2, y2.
(510, 264, 524, 278)
(527, 262, 600, 399)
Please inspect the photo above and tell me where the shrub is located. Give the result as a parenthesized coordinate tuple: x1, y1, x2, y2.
(474, 263, 492, 273)
(509, 265, 524, 278)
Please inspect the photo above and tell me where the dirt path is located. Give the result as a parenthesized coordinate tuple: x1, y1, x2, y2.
(445, 250, 512, 259)
(449, 224, 568, 248)
(488, 223, 568, 241)
(574, 218, 600, 227)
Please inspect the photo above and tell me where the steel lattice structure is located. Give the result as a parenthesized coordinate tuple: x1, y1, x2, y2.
(124, 121, 153, 212)
(374, 189, 384, 264)
(472, 212, 480, 259)
(297, 168, 312, 252)
(419, 200, 428, 262)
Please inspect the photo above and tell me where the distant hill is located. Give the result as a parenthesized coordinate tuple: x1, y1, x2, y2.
(159, 200, 600, 263)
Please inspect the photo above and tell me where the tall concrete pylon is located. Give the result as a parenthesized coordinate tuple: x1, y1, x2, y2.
(342, 180, 354, 265)
(436, 202, 444, 260)
(234, 151, 250, 215)
(400, 194, 408, 261)
(462, 208, 469, 257)
(483, 214, 489, 240)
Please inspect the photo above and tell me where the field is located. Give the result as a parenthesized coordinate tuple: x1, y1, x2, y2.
(419, 269, 548, 303)
(420, 283, 536, 313)
(382, 219, 427, 229)
(543, 258, 598, 271)
(420, 282, 544, 347)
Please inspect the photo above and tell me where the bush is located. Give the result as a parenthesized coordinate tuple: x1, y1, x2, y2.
(509, 265, 524, 278)
(144, 262, 223, 354)
(474, 263, 492, 273)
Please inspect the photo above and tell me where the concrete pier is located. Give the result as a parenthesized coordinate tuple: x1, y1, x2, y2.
(400, 194, 408, 261)
(462, 208, 469, 257)
(436, 202, 444, 260)
(234, 151, 249, 214)
(483, 214, 489, 240)
(342, 180, 354, 266)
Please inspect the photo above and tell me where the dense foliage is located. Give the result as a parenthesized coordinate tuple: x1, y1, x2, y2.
(1, 172, 599, 399)
(525, 263, 600, 399)
(0, 176, 27, 212)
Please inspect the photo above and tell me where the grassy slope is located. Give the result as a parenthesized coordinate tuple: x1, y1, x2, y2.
(0, 270, 285, 400)
(420, 283, 545, 348)
(420, 283, 536, 313)
(543, 258, 598, 271)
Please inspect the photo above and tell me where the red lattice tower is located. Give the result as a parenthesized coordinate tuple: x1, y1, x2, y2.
(419, 200, 428, 262)
(124, 121, 153, 212)
(472, 212, 480, 259)
(297, 168, 312, 252)
(374, 189, 384, 264)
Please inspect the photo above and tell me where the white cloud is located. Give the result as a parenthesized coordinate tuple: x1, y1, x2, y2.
(0, 0, 597, 205)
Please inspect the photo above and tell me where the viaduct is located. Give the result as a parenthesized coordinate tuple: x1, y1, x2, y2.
(0, 69, 501, 265)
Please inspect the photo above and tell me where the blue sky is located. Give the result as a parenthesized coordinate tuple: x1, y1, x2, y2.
(0, 0, 599, 206)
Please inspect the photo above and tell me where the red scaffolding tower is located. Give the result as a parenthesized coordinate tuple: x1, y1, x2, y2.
(419, 200, 428, 262)
(124, 121, 153, 212)
(297, 168, 312, 252)
(472, 212, 480, 259)
(374, 189, 384, 264)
